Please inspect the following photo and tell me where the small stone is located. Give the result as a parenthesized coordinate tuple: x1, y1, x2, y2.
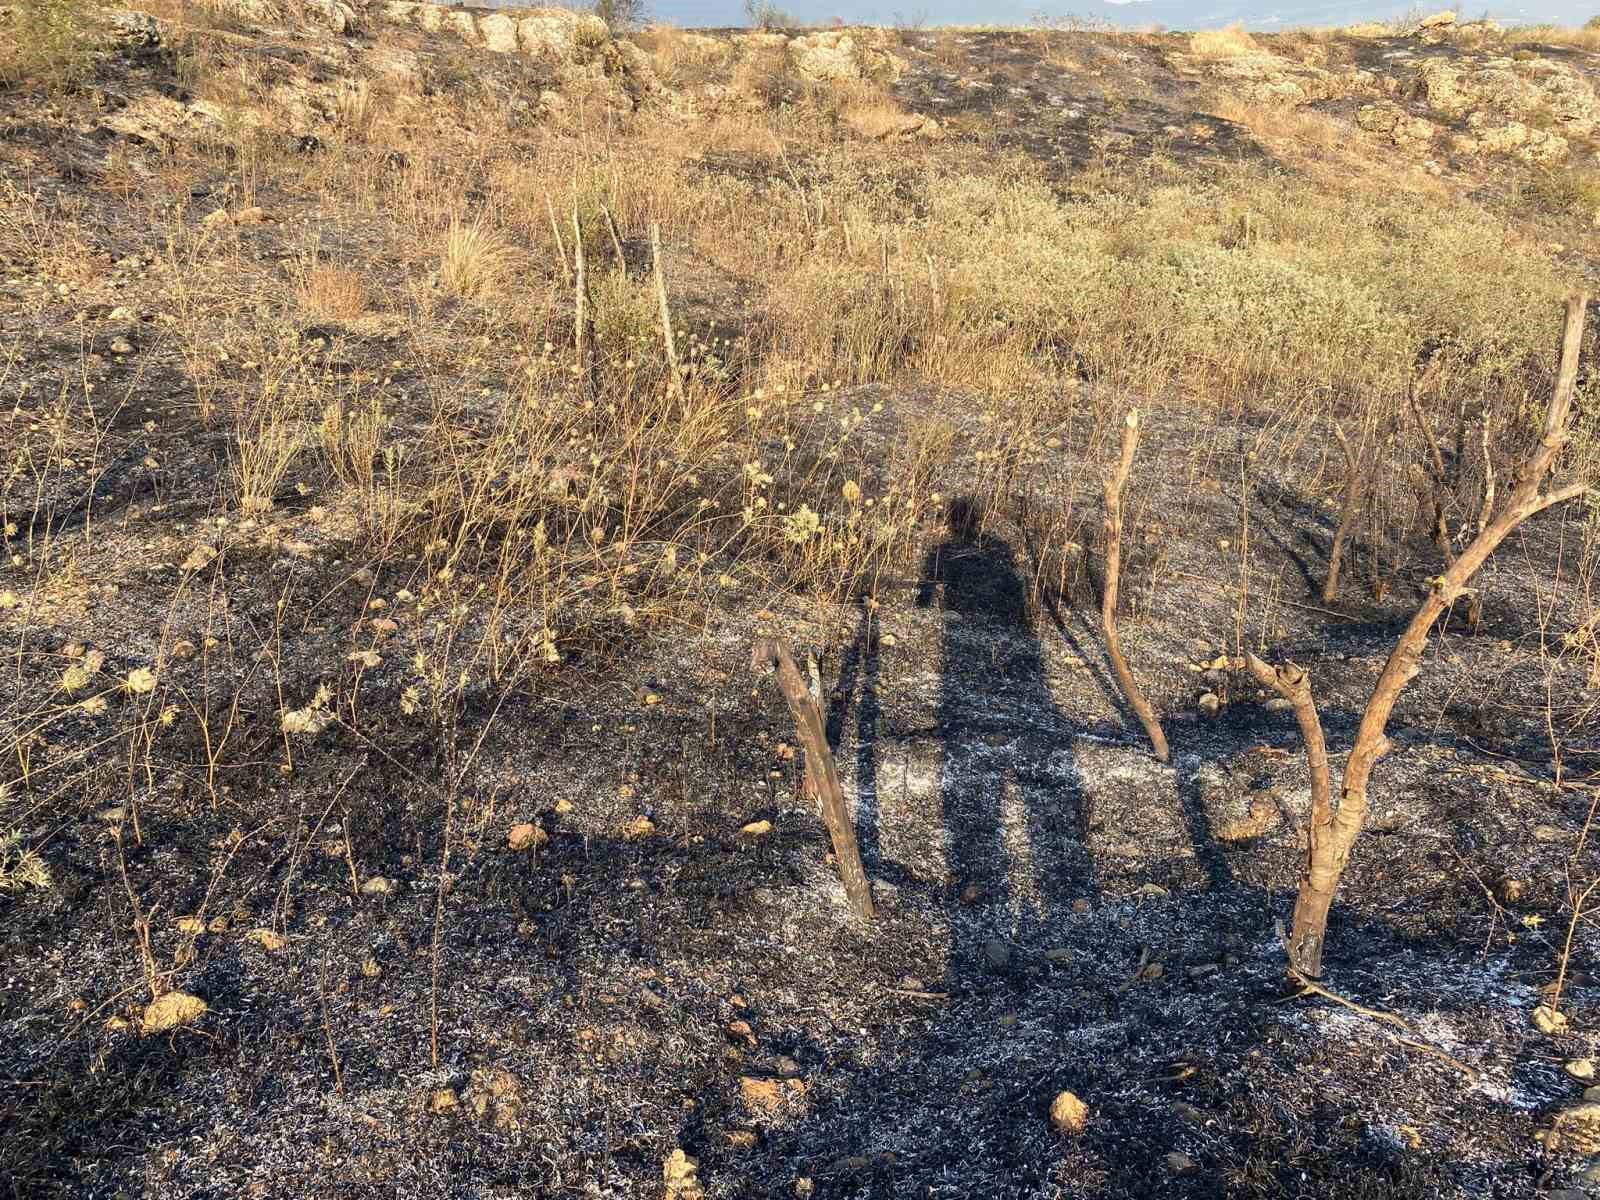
(361, 876, 395, 896)
(1496, 877, 1527, 904)
(1166, 1152, 1197, 1174)
(1198, 692, 1222, 718)
(1534, 1005, 1571, 1035)
(109, 337, 134, 355)
(1586, 1086, 1600, 1102)
(1071, 898, 1093, 914)
(1264, 697, 1292, 714)
(664, 1149, 705, 1200)
(171, 640, 198, 661)
(774, 1055, 802, 1077)
(428, 1087, 459, 1114)
(1045, 948, 1072, 963)
(508, 822, 548, 851)
(140, 991, 208, 1034)
(959, 883, 982, 905)
(740, 819, 773, 837)
(1049, 1090, 1089, 1134)
(1535, 824, 1566, 843)
(1133, 882, 1170, 899)
(983, 938, 1011, 970)
(740, 1076, 785, 1113)
(1568, 1059, 1596, 1081)
(107, 306, 137, 321)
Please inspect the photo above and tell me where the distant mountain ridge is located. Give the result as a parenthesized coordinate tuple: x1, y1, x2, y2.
(649, 1, 1588, 31)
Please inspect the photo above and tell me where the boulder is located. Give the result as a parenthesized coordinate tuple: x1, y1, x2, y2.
(479, 12, 518, 54)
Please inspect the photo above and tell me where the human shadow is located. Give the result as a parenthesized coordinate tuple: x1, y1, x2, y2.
(914, 497, 1092, 967)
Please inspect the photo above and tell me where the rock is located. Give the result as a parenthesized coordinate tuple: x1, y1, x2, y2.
(1166, 1152, 1197, 1174)
(1495, 877, 1527, 904)
(360, 876, 395, 896)
(464, 1067, 527, 1131)
(109, 337, 134, 355)
(1414, 11, 1456, 30)
(1535, 1005, 1571, 1035)
(1535, 824, 1567, 843)
(478, 12, 519, 54)
(508, 822, 548, 851)
(1045, 948, 1072, 963)
(982, 938, 1011, 970)
(1357, 101, 1436, 147)
(1198, 692, 1222, 718)
(1071, 898, 1093, 914)
(621, 815, 656, 840)
(140, 990, 208, 1034)
(428, 1087, 460, 1114)
(1049, 1090, 1089, 1134)
(1569, 1059, 1597, 1081)
(246, 928, 287, 952)
(739, 1076, 786, 1113)
(1538, 1102, 1600, 1154)
(1133, 882, 1170, 899)
(790, 31, 902, 85)
(664, 1149, 704, 1200)
(740, 819, 773, 837)
(1264, 697, 1292, 714)
(107, 10, 163, 46)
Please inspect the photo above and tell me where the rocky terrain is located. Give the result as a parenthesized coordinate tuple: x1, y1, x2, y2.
(3, 4, 1600, 1199)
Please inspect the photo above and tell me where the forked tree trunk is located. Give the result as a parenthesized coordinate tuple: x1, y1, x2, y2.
(752, 637, 876, 919)
(1257, 295, 1591, 978)
(1102, 409, 1170, 763)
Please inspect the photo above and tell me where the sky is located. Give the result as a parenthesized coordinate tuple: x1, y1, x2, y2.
(642, 1, 1586, 29)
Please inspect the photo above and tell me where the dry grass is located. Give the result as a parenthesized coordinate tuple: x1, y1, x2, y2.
(297, 263, 369, 321)
(1503, 24, 1600, 52)
(439, 219, 519, 300)
(1189, 26, 1260, 60)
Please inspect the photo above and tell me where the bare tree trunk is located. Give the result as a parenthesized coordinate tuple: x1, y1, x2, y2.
(752, 637, 876, 919)
(1102, 409, 1170, 763)
(651, 222, 684, 405)
(1258, 296, 1591, 978)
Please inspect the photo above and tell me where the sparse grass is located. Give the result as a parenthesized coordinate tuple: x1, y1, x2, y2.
(1525, 165, 1600, 220)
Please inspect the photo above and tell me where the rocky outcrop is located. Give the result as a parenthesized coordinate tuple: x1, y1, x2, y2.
(788, 31, 904, 86)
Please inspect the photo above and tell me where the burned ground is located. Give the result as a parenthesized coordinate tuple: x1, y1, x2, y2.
(3, 6, 1600, 1200)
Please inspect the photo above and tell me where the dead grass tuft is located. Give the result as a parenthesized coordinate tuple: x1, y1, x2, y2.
(440, 220, 519, 300)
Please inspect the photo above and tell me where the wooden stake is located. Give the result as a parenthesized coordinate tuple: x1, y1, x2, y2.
(1101, 408, 1170, 763)
(601, 202, 627, 274)
(546, 194, 571, 288)
(651, 222, 684, 403)
(751, 637, 876, 919)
